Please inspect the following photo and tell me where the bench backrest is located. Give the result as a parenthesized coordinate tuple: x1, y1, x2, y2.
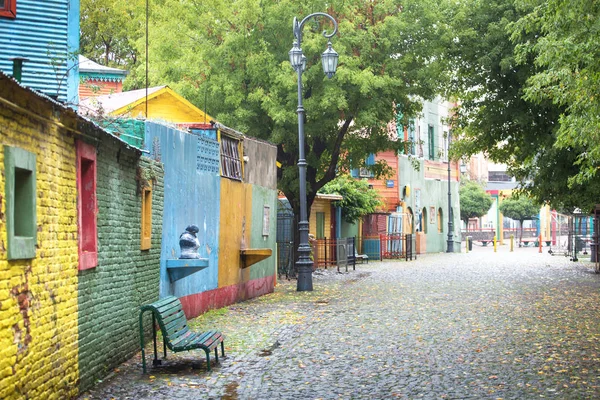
(140, 296, 190, 350)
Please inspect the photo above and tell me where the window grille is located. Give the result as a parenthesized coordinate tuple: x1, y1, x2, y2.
(220, 135, 242, 180)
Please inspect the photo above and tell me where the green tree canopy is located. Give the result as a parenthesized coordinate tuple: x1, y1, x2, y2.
(320, 175, 383, 224)
(80, 0, 144, 68)
(125, 0, 449, 218)
(499, 196, 539, 242)
(445, 0, 600, 212)
(513, 0, 600, 187)
(459, 181, 493, 228)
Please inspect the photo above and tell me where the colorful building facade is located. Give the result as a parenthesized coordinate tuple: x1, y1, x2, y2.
(142, 121, 277, 318)
(78, 55, 127, 100)
(0, 73, 164, 398)
(397, 97, 461, 253)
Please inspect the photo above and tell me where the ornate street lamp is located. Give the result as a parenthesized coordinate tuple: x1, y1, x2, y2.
(289, 13, 338, 291)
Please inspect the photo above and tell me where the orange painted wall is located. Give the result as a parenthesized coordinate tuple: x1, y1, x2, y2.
(79, 80, 123, 100)
(366, 150, 399, 212)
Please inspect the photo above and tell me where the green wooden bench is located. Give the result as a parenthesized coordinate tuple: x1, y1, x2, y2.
(139, 296, 225, 373)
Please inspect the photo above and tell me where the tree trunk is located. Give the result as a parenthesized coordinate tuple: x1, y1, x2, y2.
(519, 220, 524, 244)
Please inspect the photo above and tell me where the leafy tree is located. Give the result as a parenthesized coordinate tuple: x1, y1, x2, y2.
(499, 196, 539, 243)
(442, 0, 593, 211)
(512, 0, 600, 187)
(128, 0, 449, 221)
(445, 0, 600, 213)
(459, 181, 493, 229)
(320, 175, 383, 224)
(80, 0, 144, 68)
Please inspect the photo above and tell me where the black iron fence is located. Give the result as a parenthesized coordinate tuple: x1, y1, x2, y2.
(313, 237, 357, 272)
(380, 233, 416, 261)
(277, 234, 417, 278)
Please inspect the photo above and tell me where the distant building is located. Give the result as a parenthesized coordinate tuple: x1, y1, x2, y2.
(78, 55, 127, 99)
(397, 97, 461, 253)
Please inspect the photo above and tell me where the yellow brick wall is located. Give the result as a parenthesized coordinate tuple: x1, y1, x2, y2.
(0, 92, 79, 399)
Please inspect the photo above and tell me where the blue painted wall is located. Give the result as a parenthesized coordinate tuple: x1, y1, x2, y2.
(144, 122, 221, 299)
(0, 0, 79, 104)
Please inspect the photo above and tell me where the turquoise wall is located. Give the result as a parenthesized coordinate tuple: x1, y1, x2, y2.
(399, 157, 461, 253)
(144, 122, 221, 298)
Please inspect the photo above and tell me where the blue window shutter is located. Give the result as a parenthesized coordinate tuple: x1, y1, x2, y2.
(366, 154, 375, 166)
(350, 168, 359, 178)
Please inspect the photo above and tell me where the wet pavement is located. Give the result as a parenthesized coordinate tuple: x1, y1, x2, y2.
(79, 246, 600, 399)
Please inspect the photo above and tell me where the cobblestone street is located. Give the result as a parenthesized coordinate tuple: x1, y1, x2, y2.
(80, 247, 600, 399)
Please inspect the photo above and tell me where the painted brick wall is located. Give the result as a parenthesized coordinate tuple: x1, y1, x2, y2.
(0, 81, 79, 399)
(77, 140, 164, 391)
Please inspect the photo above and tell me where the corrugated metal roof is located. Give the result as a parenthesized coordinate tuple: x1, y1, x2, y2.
(0, 71, 142, 154)
(0, 0, 73, 101)
(79, 55, 127, 75)
(79, 86, 165, 115)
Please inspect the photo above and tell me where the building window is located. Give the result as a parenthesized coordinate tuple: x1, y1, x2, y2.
(76, 141, 98, 270)
(263, 205, 271, 236)
(220, 135, 242, 180)
(359, 154, 375, 177)
(140, 184, 152, 250)
(437, 208, 443, 233)
(316, 212, 325, 239)
(408, 120, 416, 155)
(420, 207, 427, 233)
(488, 171, 512, 182)
(0, 0, 16, 18)
(428, 125, 435, 160)
(4, 146, 36, 260)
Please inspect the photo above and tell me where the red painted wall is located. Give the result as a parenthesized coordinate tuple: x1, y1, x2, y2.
(179, 275, 275, 318)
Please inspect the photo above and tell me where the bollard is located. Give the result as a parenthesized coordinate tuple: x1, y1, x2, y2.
(466, 237, 469, 253)
(493, 236, 497, 252)
(510, 234, 514, 252)
(539, 234, 542, 253)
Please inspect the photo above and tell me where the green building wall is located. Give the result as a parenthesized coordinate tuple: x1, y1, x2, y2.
(77, 133, 164, 391)
(399, 157, 461, 253)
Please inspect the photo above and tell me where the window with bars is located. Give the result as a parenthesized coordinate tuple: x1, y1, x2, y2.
(0, 0, 16, 18)
(220, 135, 242, 180)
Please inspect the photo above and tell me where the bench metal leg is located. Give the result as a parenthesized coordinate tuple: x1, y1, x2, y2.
(205, 350, 211, 371)
(214, 347, 218, 362)
(139, 310, 147, 373)
(152, 314, 161, 366)
(164, 339, 167, 359)
(221, 341, 225, 357)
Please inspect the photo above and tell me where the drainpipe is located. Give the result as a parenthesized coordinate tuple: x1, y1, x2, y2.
(10, 57, 28, 83)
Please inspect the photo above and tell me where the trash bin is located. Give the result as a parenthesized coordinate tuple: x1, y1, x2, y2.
(467, 236, 473, 251)
(591, 243, 598, 263)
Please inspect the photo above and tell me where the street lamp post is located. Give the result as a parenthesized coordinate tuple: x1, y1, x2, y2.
(289, 13, 339, 291)
(447, 131, 454, 253)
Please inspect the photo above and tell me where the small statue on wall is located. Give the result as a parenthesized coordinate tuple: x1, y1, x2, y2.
(179, 225, 200, 259)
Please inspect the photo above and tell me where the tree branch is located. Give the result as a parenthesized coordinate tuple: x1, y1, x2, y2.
(315, 115, 353, 192)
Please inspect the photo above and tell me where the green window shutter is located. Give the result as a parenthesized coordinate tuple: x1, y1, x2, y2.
(4, 146, 37, 260)
(428, 125, 435, 160)
(316, 212, 325, 239)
